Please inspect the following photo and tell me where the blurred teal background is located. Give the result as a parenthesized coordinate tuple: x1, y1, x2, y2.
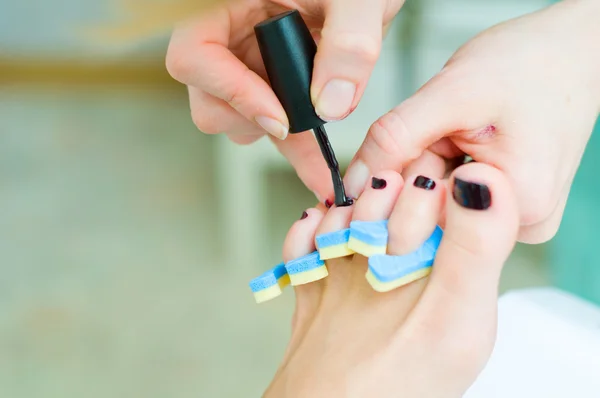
(0, 0, 597, 397)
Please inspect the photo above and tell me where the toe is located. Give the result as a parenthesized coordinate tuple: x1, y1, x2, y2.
(404, 163, 519, 376)
(352, 170, 404, 221)
(348, 171, 404, 257)
(387, 174, 446, 255)
(283, 208, 325, 262)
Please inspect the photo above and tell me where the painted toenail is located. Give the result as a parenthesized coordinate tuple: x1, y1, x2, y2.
(371, 177, 387, 190)
(414, 175, 436, 190)
(300, 211, 308, 220)
(325, 199, 333, 208)
(453, 178, 492, 210)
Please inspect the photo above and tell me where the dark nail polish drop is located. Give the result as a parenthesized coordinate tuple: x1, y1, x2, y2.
(414, 175, 436, 190)
(453, 178, 491, 210)
(371, 177, 387, 190)
(300, 211, 308, 220)
(325, 199, 333, 209)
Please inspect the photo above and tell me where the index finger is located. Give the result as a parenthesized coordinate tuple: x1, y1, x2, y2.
(166, 4, 289, 139)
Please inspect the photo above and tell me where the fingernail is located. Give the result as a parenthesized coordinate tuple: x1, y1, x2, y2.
(315, 79, 356, 121)
(255, 116, 288, 140)
(453, 178, 491, 210)
(414, 175, 436, 190)
(344, 160, 370, 198)
(300, 211, 308, 220)
(371, 177, 387, 190)
(324, 199, 333, 209)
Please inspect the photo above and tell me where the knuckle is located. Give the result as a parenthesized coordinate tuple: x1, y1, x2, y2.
(365, 109, 419, 161)
(191, 109, 220, 135)
(165, 45, 191, 82)
(222, 67, 251, 109)
(329, 32, 381, 65)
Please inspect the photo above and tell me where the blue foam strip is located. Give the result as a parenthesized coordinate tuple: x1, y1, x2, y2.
(316, 228, 350, 249)
(249, 262, 287, 292)
(349, 220, 389, 246)
(368, 226, 444, 282)
(285, 251, 325, 275)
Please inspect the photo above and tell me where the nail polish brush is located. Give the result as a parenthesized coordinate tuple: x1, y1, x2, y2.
(254, 10, 353, 207)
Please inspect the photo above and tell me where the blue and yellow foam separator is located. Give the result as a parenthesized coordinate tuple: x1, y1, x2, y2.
(249, 263, 290, 304)
(316, 228, 354, 259)
(249, 221, 444, 303)
(348, 220, 389, 257)
(366, 226, 443, 292)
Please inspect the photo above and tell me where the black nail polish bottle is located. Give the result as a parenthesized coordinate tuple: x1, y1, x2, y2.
(254, 10, 352, 207)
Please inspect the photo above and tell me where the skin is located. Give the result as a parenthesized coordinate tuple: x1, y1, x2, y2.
(265, 163, 519, 397)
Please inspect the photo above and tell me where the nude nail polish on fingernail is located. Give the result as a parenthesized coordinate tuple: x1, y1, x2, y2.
(255, 116, 289, 140)
(315, 79, 356, 121)
(344, 160, 370, 198)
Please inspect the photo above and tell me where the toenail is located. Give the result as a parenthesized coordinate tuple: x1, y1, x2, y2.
(371, 177, 387, 189)
(325, 199, 333, 208)
(453, 178, 492, 210)
(414, 175, 436, 190)
(300, 211, 308, 219)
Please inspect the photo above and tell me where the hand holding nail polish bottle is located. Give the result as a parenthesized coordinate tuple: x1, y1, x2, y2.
(255, 10, 353, 207)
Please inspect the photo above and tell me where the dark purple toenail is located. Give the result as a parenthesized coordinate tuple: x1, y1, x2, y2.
(371, 177, 387, 189)
(453, 178, 491, 210)
(300, 211, 308, 220)
(414, 175, 436, 190)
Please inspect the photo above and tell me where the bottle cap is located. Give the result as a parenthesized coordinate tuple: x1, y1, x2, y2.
(254, 10, 325, 133)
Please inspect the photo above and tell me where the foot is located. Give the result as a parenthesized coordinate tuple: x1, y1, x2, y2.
(265, 163, 519, 398)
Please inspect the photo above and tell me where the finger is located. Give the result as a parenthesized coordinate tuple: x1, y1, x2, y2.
(517, 185, 569, 243)
(270, 134, 335, 205)
(226, 133, 264, 145)
(407, 163, 518, 354)
(388, 175, 446, 255)
(311, 0, 386, 121)
(188, 87, 267, 136)
(343, 70, 498, 198)
(166, 7, 289, 139)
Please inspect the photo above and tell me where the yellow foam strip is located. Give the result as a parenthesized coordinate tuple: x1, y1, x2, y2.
(289, 265, 329, 286)
(348, 237, 387, 257)
(365, 267, 432, 292)
(253, 284, 283, 303)
(252, 274, 291, 304)
(318, 243, 355, 260)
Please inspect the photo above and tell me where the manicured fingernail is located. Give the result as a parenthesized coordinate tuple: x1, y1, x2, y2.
(371, 177, 387, 189)
(300, 211, 308, 220)
(453, 178, 491, 210)
(324, 199, 333, 209)
(344, 159, 370, 198)
(255, 116, 288, 140)
(414, 175, 436, 190)
(314, 79, 356, 121)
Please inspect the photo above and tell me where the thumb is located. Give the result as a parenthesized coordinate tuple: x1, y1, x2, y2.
(343, 71, 496, 198)
(310, 0, 387, 121)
